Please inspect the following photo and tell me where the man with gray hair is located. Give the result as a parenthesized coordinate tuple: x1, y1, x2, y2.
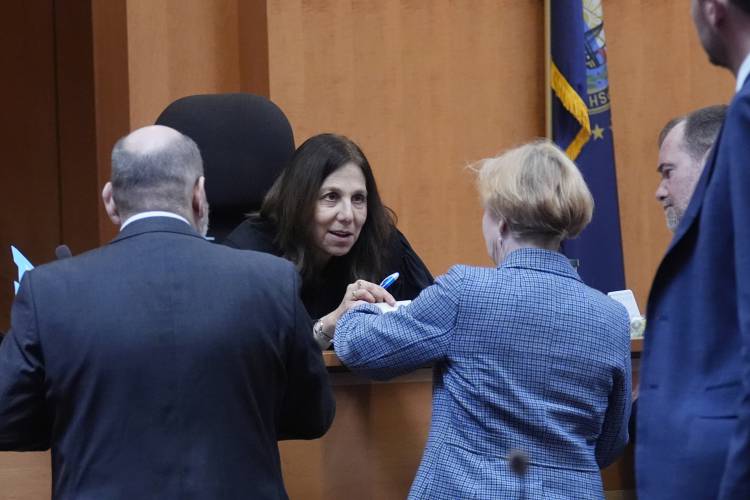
(0, 125, 335, 499)
(655, 104, 727, 231)
(102, 124, 211, 236)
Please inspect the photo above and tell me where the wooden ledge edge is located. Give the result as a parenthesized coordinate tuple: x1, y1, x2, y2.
(324, 338, 644, 368)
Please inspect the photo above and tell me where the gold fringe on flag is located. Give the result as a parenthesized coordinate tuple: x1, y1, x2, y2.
(551, 62, 591, 160)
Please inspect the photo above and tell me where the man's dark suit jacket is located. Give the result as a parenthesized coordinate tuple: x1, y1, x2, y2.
(636, 79, 750, 499)
(0, 217, 335, 499)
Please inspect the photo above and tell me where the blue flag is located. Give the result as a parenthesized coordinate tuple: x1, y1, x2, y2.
(551, 0, 625, 293)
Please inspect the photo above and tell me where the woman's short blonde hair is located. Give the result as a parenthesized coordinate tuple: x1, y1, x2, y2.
(476, 139, 593, 244)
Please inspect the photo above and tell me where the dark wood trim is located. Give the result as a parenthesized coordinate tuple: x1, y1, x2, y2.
(0, 1, 61, 330)
(55, 0, 130, 254)
(54, 0, 100, 254)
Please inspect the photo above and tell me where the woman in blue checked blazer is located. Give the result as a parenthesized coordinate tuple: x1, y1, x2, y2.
(333, 140, 632, 499)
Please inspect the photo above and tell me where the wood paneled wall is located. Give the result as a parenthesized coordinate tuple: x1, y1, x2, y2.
(0, 1, 738, 498)
(0, 2, 61, 335)
(0, 0, 130, 333)
(126, 0, 270, 128)
(122, 0, 735, 308)
(0, 5, 734, 324)
(266, 0, 544, 277)
(127, 0, 241, 127)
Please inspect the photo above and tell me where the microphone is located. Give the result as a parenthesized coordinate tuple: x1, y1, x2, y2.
(55, 244, 73, 260)
(508, 449, 529, 499)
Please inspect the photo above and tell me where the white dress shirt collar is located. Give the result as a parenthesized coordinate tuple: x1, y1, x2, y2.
(736, 51, 750, 92)
(120, 211, 191, 231)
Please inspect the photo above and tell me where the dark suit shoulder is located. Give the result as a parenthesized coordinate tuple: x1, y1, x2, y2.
(24, 244, 111, 284)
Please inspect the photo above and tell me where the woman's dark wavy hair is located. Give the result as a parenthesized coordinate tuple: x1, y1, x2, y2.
(259, 133, 395, 284)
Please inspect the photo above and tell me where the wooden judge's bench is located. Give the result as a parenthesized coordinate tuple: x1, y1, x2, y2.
(0, 341, 641, 500)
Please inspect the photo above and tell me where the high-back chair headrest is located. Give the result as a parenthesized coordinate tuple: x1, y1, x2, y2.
(155, 93, 294, 242)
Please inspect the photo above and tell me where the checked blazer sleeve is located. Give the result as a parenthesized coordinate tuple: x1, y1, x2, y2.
(334, 266, 464, 380)
(595, 350, 631, 468)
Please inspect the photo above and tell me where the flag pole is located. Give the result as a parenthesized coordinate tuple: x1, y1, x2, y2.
(544, 0, 552, 139)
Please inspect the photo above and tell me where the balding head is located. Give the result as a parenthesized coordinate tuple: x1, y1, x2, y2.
(103, 125, 208, 234)
(118, 125, 185, 155)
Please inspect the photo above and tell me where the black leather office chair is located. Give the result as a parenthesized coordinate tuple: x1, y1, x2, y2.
(155, 93, 295, 242)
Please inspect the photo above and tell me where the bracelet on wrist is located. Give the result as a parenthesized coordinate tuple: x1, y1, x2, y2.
(313, 319, 333, 341)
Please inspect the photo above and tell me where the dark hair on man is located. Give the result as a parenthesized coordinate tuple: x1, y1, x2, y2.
(658, 104, 727, 161)
(111, 130, 203, 219)
(731, 0, 750, 15)
(259, 133, 395, 284)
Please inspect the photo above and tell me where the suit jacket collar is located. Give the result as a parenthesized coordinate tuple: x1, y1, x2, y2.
(110, 216, 205, 245)
(736, 51, 750, 92)
(500, 247, 582, 282)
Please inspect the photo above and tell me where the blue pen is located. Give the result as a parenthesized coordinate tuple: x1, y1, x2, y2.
(379, 272, 399, 290)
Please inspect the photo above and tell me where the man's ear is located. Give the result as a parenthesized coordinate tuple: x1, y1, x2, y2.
(102, 182, 121, 226)
(706, 0, 728, 29)
(192, 176, 207, 220)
